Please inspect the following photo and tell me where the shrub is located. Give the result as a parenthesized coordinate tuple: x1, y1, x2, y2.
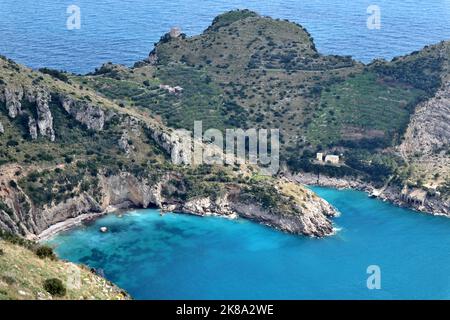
(0, 201, 13, 216)
(0, 230, 34, 250)
(35, 245, 56, 260)
(0, 248, 4, 256)
(38, 68, 69, 82)
(2, 275, 15, 285)
(43, 278, 66, 297)
(6, 140, 18, 147)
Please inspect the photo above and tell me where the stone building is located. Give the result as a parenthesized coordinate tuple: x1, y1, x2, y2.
(316, 152, 324, 162)
(316, 153, 340, 164)
(324, 155, 340, 164)
(169, 27, 182, 38)
(401, 186, 427, 206)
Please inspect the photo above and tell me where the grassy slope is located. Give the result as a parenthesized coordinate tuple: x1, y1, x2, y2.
(0, 240, 128, 300)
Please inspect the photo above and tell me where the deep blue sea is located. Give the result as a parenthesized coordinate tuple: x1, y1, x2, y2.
(48, 187, 450, 300)
(0, 0, 449, 73)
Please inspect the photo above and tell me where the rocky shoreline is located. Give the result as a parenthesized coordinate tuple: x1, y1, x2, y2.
(35, 204, 130, 242)
(0, 170, 340, 243)
(290, 172, 450, 217)
(38, 170, 450, 243)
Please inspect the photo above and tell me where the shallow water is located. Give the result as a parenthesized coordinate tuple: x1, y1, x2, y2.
(48, 187, 450, 299)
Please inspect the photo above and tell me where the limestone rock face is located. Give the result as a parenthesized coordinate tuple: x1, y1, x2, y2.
(174, 184, 336, 237)
(28, 115, 38, 140)
(37, 193, 103, 233)
(147, 50, 158, 65)
(1, 86, 55, 141)
(118, 130, 134, 156)
(35, 90, 55, 141)
(2, 86, 24, 118)
(181, 195, 235, 217)
(400, 81, 450, 156)
(100, 172, 163, 209)
(59, 95, 106, 131)
(147, 126, 192, 165)
(233, 183, 336, 237)
(398, 81, 450, 191)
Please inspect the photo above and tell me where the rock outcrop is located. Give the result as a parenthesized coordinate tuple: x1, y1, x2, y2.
(292, 172, 450, 217)
(59, 95, 106, 131)
(0, 121, 4, 134)
(0, 166, 338, 239)
(398, 81, 450, 196)
(27, 116, 38, 140)
(146, 125, 193, 165)
(118, 130, 134, 156)
(1, 86, 55, 141)
(400, 81, 450, 156)
(175, 183, 337, 236)
(35, 90, 55, 141)
(147, 51, 158, 65)
(2, 86, 23, 118)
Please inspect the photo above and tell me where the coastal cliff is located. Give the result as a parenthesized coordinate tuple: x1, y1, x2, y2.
(0, 167, 338, 240)
(292, 172, 450, 216)
(0, 54, 338, 239)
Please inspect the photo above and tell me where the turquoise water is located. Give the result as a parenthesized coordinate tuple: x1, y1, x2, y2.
(48, 187, 450, 300)
(1, 1, 450, 73)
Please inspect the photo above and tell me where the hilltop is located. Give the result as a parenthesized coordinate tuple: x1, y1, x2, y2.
(128, 9, 449, 212)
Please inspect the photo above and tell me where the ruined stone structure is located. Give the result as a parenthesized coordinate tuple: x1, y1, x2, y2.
(169, 27, 182, 38)
(401, 186, 427, 206)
